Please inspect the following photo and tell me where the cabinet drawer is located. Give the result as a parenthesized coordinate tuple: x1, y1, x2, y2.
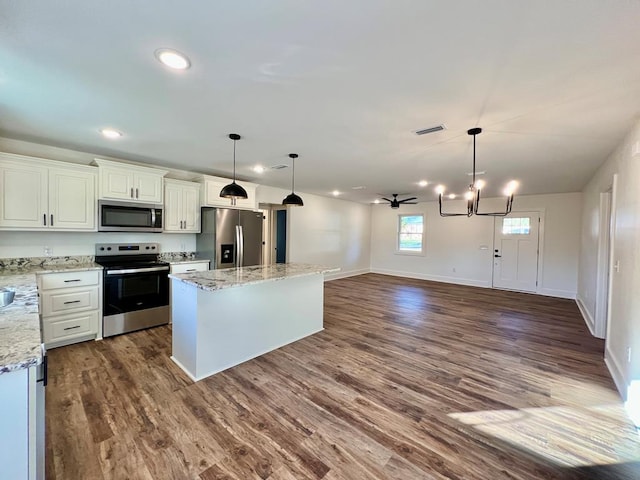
(41, 287, 99, 316)
(170, 262, 209, 274)
(43, 311, 98, 343)
(39, 270, 100, 290)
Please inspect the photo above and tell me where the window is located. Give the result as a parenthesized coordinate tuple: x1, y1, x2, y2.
(398, 214, 424, 253)
(502, 217, 531, 235)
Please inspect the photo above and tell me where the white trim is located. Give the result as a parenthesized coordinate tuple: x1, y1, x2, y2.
(605, 174, 618, 345)
(371, 268, 491, 288)
(324, 268, 370, 281)
(605, 344, 626, 400)
(537, 287, 576, 299)
(575, 296, 596, 336)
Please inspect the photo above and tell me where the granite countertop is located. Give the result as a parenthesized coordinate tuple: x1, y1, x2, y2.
(0, 260, 102, 374)
(169, 263, 340, 292)
(0, 272, 41, 374)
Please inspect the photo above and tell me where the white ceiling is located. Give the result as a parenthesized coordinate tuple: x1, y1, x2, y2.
(1, 0, 640, 203)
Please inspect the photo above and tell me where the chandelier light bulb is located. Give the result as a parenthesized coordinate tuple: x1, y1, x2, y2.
(435, 185, 445, 195)
(475, 179, 486, 190)
(464, 191, 474, 201)
(504, 180, 519, 196)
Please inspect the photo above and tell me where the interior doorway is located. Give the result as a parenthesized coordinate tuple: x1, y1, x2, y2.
(594, 189, 613, 338)
(492, 212, 541, 293)
(275, 209, 287, 263)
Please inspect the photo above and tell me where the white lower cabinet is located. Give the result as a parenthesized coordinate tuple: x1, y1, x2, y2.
(169, 261, 209, 323)
(0, 365, 44, 480)
(37, 270, 102, 348)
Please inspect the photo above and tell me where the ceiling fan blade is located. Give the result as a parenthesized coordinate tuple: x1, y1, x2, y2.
(404, 202, 418, 204)
(398, 197, 417, 203)
(381, 198, 393, 202)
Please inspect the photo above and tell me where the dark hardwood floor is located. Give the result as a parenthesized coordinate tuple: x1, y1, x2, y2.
(45, 274, 640, 479)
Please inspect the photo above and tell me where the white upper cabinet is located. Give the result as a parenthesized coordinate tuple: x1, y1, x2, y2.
(197, 174, 258, 210)
(164, 179, 201, 233)
(94, 158, 167, 204)
(0, 153, 96, 231)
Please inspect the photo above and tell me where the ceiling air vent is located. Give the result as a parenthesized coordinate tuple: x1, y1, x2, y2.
(270, 164, 288, 170)
(415, 124, 446, 136)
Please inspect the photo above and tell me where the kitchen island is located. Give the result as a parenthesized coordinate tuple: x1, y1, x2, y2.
(169, 263, 338, 381)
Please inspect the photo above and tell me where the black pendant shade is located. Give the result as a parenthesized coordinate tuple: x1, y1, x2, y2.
(282, 153, 304, 206)
(220, 133, 248, 200)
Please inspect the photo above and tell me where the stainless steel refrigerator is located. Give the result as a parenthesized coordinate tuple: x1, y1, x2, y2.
(197, 208, 264, 269)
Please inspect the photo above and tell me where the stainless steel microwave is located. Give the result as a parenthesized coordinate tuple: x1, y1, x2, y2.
(98, 200, 163, 232)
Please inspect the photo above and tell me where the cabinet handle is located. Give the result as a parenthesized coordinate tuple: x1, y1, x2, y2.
(63, 300, 81, 305)
(136, 188, 139, 199)
(186, 269, 196, 272)
(43, 214, 47, 226)
(50, 214, 54, 226)
(63, 325, 81, 331)
(130, 187, 134, 198)
(63, 279, 81, 283)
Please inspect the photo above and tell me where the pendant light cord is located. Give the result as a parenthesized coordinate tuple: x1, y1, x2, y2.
(472, 133, 476, 188)
(291, 157, 295, 193)
(233, 139, 237, 181)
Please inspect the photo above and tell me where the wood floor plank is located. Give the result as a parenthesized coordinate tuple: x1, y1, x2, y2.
(45, 273, 640, 479)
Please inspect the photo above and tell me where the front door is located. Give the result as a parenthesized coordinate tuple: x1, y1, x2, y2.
(493, 212, 540, 292)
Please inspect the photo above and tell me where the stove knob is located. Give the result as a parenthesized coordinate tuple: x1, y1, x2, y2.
(99, 247, 105, 251)
(145, 246, 150, 250)
(151, 246, 156, 250)
(107, 247, 112, 251)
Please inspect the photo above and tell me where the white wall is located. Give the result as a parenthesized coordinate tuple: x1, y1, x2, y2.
(370, 192, 582, 298)
(0, 231, 195, 258)
(257, 186, 371, 279)
(577, 118, 640, 412)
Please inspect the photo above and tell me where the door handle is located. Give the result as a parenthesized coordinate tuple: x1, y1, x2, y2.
(130, 187, 134, 198)
(494, 254, 502, 258)
(50, 214, 54, 226)
(43, 214, 47, 226)
(136, 188, 139, 199)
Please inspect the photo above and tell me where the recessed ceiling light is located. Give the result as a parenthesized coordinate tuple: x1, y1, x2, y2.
(100, 128, 122, 139)
(332, 190, 340, 196)
(252, 165, 265, 174)
(154, 48, 191, 70)
(418, 180, 428, 187)
(448, 193, 456, 199)
(373, 199, 380, 204)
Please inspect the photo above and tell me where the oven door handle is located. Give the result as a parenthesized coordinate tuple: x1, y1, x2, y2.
(106, 266, 170, 275)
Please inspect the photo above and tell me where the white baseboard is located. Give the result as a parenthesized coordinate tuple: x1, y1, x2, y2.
(605, 345, 627, 401)
(370, 268, 491, 288)
(324, 268, 370, 281)
(538, 287, 576, 299)
(575, 296, 596, 336)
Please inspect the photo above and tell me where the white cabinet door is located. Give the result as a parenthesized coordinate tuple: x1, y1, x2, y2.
(182, 183, 201, 232)
(99, 165, 133, 201)
(48, 168, 96, 230)
(164, 182, 183, 232)
(233, 184, 257, 210)
(0, 162, 48, 228)
(134, 172, 164, 203)
(202, 178, 230, 207)
(170, 261, 209, 274)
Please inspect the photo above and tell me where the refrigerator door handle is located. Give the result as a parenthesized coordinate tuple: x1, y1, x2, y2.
(234, 225, 240, 267)
(238, 225, 244, 267)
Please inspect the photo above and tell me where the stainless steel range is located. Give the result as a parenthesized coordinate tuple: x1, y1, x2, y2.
(95, 243, 170, 337)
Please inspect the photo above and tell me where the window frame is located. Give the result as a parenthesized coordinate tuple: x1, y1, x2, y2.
(396, 213, 425, 256)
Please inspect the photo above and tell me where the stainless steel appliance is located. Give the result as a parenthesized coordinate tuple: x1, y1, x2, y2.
(197, 208, 264, 269)
(35, 344, 46, 480)
(98, 200, 163, 232)
(95, 243, 169, 337)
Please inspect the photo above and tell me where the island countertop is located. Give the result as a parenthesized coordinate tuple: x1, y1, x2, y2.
(169, 263, 339, 292)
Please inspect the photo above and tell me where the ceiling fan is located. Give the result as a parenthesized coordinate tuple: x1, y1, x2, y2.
(380, 194, 417, 209)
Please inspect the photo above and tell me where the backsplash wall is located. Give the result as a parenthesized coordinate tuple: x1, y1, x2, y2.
(0, 231, 196, 258)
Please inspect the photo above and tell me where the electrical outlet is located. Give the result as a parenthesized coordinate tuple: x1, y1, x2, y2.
(628, 347, 632, 363)
(43, 246, 52, 257)
(180, 243, 186, 252)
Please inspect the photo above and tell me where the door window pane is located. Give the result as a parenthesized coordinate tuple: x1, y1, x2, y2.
(398, 214, 424, 252)
(502, 217, 531, 235)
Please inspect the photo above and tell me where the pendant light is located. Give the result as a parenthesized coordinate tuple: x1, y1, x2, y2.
(282, 153, 304, 206)
(220, 133, 248, 201)
(436, 128, 517, 217)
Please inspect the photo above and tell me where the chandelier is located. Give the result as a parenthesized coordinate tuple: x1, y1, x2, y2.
(436, 127, 518, 217)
